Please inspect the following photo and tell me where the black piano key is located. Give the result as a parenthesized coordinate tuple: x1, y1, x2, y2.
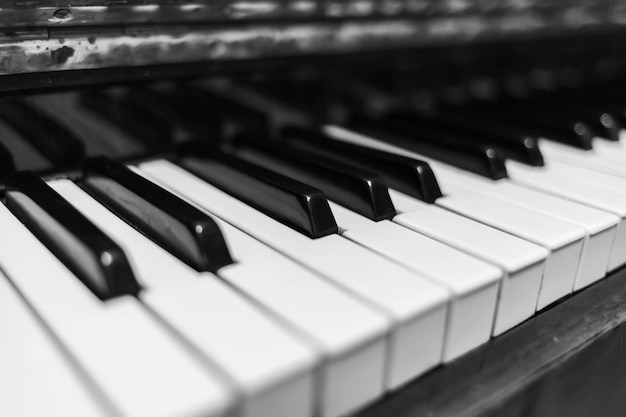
(123, 87, 223, 143)
(178, 85, 272, 140)
(0, 139, 16, 174)
(3, 172, 140, 300)
(281, 127, 443, 203)
(79, 90, 173, 151)
(592, 85, 626, 107)
(26, 93, 146, 160)
(504, 95, 621, 141)
(81, 157, 233, 273)
(551, 88, 626, 125)
(0, 99, 85, 166)
(0, 120, 48, 172)
(230, 139, 397, 221)
(448, 102, 595, 150)
(179, 142, 338, 239)
(346, 117, 508, 180)
(243, 77, 365, 123)
(386, 111, 545, 166)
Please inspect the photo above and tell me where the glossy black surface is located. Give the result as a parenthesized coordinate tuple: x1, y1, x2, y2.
(176, 85, 272, 140)
(0, 140, 16, 174)
(243, 77, 366, 123)
(0, 99, 85, 166)
(231, 139, 397, 221)
(386, 111, 545, 166)
(3, 172, 140, 300)
(549, 88, 626, 125)
(503, 95, 621, 141)
(81, 157, 233, 272)
(124, 87, 222, 143)
(592, 88, 626, 115)
(282, 127, 443, 203)
(80, 90, 173, 150)
(346, 117, 508, 180)
(461, 101, 595, 149)
(179, 141, 338, 238)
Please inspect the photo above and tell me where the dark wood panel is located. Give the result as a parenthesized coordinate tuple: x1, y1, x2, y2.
(356, 266, 626, 417)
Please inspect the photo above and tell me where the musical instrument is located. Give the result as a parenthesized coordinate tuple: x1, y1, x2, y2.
(3, 2, 626, 417)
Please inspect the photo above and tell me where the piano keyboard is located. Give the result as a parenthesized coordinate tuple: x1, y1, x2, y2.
(3, 78, 626, 417)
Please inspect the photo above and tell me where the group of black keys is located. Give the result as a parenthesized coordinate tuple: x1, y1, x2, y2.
(0, 73, 624, 305)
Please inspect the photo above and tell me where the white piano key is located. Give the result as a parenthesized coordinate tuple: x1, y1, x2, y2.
(137, 159, 452, 393)
(215, 233, 390, 417)
(538, 139, 626, 177)
(144, 209, 389, 417)
(143, 281, 316, 417)
(129, 165, 398, 417)
(540, 159, 626, 195)
(218, 223, 447, 392)
(591, 136, 626, 157)
(49, 179, 319, 417)
(0, 273, 110, 417)
(436, 190, 584, 310)
(324, 125, 586, 309)
(0, 204, 235, 417)
(388, 189, 430, 213)
(393, 205, 548, 335)
(329, 202, 501, 356)
(506, 161, 626, 272)
(431, 166, 618, 290)
(591, 141, 626, 173)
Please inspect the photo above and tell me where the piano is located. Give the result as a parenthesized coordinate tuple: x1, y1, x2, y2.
(2, 1, 626, 416)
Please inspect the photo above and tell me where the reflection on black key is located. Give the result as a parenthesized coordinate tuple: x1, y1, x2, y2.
(179, 142, 338, 239)
(448, 102, 594, 150)
(282, 127, 443, 203)
(346, 117, 508, 180)
(80, 90, 173, 150)
(386, 111, 545, 166)
(231, 139, 396, 221)
(3, 172, 140, 300)
(81, 157, 233, 272)
(0, 99, 85, 166)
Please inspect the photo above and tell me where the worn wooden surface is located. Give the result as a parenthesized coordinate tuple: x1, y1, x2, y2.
(0, 0, 621, 27)
(355, 265, 626, 417)
(0, 25, 624, 97)
(0, 0, 625, 76)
